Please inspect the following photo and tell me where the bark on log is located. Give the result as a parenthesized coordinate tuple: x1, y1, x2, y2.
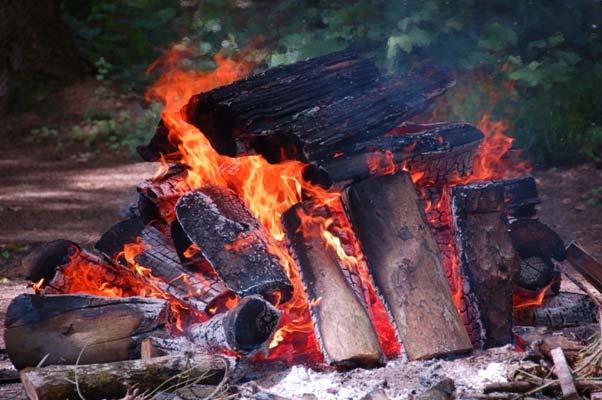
(141, 336, 193, 358)
(186, 296, 281, 355)
(343, 172, 472, 360)
(175, 188, 293, 302)
(135, 226, 228, 313)
(4, 294, 169, 370)
(282, 203, 384, 367)
(451, 181, 519, 348)
(509, 219, 565, 262)
(514, 292, 598, 328)
(20, 352, 233, 400)
(309, 122, 483, 187)
(137, 167, 190, 224)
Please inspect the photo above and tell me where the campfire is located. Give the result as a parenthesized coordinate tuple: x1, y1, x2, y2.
(5, 50, 598, 399)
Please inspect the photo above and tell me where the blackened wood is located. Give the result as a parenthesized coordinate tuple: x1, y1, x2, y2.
(514, 292, 598, 328)
(343, 172, 472, 360)
(451, 181, 519, 348)
(4, 294, 169, 370)
(23, 239, 76, 283)
(135, 226, 228, 313)
(282, 203, 383, 368)
(20, 352, 233, 400)
(175, 188, 293, 302)
(565, 242, 602, 294)
(94, 217, 145, 257)
(137, 168, 190, 224)
(517, 256, 556, 291)
(503, 176, 540, 218)
(186, 296, 281, 354)
(311, 122, 483, 187)
(509, 219, 566, 262)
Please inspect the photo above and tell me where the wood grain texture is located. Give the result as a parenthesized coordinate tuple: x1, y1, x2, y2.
(282, 203, 383, 367)
(343, 172, 471, 360)
(4, 294, 169, 370)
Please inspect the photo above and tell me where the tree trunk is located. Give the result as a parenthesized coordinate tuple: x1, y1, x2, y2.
(0, 0, 89, 114)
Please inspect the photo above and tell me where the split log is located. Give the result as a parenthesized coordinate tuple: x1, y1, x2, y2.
(343, 172, 472, 360)
(551, 347, 579, 400)
(186, 296, 281, 354)
(451, 181, 519, 348)
(175, 188, 293, 302)
(514, 292, 598, 328)
(282, 203, 383, 367)
(137, 166, 189, 224)
(20, 352, 233, 400)
(135, 226, 228, 313)
(4, 294, 169, 370)
(566, 242, 602, 294)
(309, 122, 484, 187)
(509, 219, 565, 262)
(94, 217, 145, 257)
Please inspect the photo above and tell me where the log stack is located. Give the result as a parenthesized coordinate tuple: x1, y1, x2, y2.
(5, 50, 569, 398)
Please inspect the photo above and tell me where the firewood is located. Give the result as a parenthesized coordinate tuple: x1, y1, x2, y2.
(503, 176, 540, 218)
(514, 292, 598, 328)
(509, 219, 565, 262)
(451, 181, 519, 348)
(517, 256, 556, 291)
(23, 239, 76, 284)
(140, 51, 383, 161)
(175, 188, 293, 302)
(141, 336, 193, 359)
(186, 295, 280, 355)
(311, 122, 483, 187)
(137, 166, 190, 223)
(94, 217, 145, 258)
(566, 242, 602, 295)
(134, 226, 228, 313)
(4, 294, 169, 370)
(551, 347, 580, 399)
(343, 172, 472, 360)
(282, 203, 383, 368)
(20, 352, 233, 400)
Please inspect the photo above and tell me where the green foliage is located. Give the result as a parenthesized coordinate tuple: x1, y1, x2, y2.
(62, 0, 602, 165)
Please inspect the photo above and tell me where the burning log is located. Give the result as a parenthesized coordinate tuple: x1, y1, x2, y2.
(311, 122, 484, 187)
(141, 336, 193, 358)
(140, 51, 383, 161)
(135, 226, 228, 313)
(94, 217, 145, 257)
(503, 176, 540, 218)
(517, 256, 557, 291)
(451, 181, 519, 348)
(186, 295, 281, 355)
(20, 352, 233, 400)
(282, 203, 384, 367)
(343, 172, 472, 360)
(137, 165, 189, 223)
(175, 187, 293, 302)
(4, 294, 169, 370)
(515, 292, 598, 328)
(509, 219, 566, 262)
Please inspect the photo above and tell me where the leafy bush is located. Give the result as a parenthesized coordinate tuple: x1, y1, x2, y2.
(62, 0, 602, 165)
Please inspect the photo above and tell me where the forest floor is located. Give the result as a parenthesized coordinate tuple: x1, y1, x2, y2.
(0, 80, 601, 398)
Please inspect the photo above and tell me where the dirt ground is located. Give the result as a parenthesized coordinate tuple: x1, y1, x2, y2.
(0, 122, 600, 398)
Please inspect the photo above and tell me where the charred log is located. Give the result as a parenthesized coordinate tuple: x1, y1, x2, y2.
(4, 294, 169, 370)
(137, 167, 189, 224)
(20, 352, 233, 400)
(175, 188, 293, 302)
(282, 203, 383, 368)
(141, 336, 193, 358)
(23, 239, 76, 284)
(135, 226, 228, 313)
(517, 257, 557, 291)
(343, 172, 472, 360)
(309, 122, 484, 187)
(451, 181, 519, 348)
(514, 292, 598, 328)
(186, 296, 280, 355)
(94, 217, 145, 257)
(503, 177, 540, 219)
(509, 219, 565, 262)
